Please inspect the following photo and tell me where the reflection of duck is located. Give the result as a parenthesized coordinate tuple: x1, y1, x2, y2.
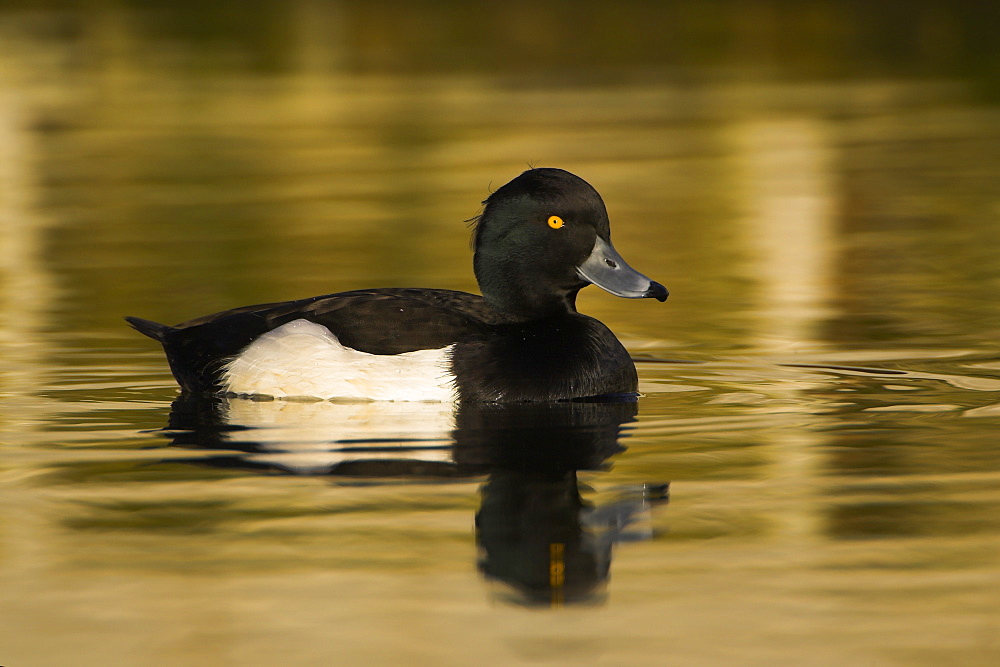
(476, 471, 667, 607)
(127, 168, 666, 402)
(163, 396, 667, 606)
(453, 400, 667, 606)
(452, 400, 632, 471)
(166, 393, 467, 476)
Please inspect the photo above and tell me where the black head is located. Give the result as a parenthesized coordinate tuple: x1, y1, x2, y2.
(472, 168, 667, 319)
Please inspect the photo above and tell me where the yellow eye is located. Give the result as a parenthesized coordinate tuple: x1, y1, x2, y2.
(548, 215, 565, 229)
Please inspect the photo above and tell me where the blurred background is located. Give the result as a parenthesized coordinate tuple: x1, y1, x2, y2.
(3, 0, 999, 349)
(2, 1, 1000, 665)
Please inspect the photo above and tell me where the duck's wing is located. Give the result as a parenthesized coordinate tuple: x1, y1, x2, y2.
(273, 288, 495, 354)
(128, 288, 494, 393)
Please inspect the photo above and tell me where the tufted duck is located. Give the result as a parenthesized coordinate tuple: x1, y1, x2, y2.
(126, 168, 667, 402)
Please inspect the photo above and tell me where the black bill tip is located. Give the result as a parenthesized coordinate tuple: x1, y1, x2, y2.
(645, 281, 669, 302)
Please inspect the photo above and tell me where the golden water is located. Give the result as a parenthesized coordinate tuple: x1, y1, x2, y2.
(2, 3, 1000, 665)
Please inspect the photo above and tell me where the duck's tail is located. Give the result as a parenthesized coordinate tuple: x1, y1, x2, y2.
(124, 316, 173, 342)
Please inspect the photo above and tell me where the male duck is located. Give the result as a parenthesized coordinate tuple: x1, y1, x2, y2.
(127, 168, 667, 402)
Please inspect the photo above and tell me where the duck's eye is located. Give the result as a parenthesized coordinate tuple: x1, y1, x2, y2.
(547, 215, 565, 229)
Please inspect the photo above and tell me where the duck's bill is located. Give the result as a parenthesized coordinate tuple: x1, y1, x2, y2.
(576, 236, 668, 301)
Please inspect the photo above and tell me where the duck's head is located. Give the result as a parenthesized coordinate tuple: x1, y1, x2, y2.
(472, 168, 668, 319)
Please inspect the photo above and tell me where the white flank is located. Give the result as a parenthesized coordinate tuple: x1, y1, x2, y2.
(221, 319, 458, 401)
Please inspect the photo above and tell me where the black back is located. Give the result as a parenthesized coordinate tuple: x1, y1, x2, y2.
(150, 289, 496, 393)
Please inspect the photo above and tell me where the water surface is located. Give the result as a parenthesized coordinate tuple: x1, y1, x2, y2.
(2, 4, 1000, 665)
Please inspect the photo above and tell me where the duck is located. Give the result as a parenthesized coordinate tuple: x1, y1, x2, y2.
(126, 167, 668, 402)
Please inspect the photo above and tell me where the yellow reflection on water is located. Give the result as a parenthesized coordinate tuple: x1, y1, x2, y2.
(731, 117, 836, 349)
(0, 68, 61, 446)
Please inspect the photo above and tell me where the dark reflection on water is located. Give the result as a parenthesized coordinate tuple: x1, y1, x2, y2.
(162, 395, 667, 606)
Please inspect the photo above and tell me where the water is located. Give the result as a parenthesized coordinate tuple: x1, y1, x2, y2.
(2, 3, 1000, 665)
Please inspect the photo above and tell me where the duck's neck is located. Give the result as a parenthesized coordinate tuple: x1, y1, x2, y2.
(485, 289, 579, 321)
(473, 242, 586, 320)
(477, 272, 580, 321)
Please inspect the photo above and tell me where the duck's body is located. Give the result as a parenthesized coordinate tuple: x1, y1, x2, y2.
(127, 287, 637, 402)
(127, 168, 667, 402)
